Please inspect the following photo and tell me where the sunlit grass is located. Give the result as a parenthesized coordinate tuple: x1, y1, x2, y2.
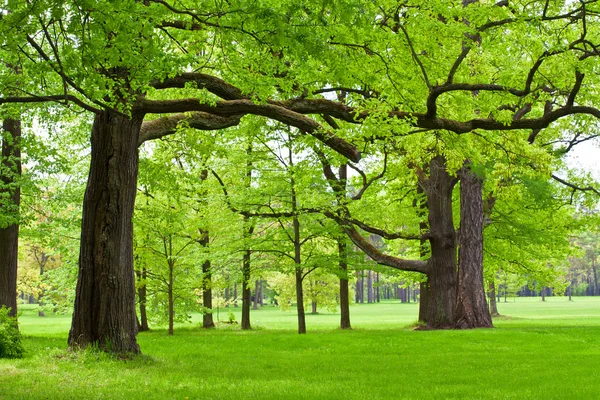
(2, 297, 599, 399)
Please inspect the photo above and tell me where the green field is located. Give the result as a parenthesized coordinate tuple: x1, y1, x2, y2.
(2, 297, 599, 399)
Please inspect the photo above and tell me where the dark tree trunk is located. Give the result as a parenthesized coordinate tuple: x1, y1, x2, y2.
(311, 300, 317, 314)
(338, 239, 351, 329)
(419, 156, 457, 328)
(241, 221, 254, 330)
(488, 281, 500, 316)
(0, 118, 21, 318)
(454, 162, 492, 328)
(137, 266, 149, 331)
(295, 267, 306, 334)
(68, 110, 142, 354)
(200, 230, 214, 329)
(258, 279, 264, 306)
(376, 273, 380, 302)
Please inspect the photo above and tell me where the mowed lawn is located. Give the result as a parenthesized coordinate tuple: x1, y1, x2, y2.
(2, 298, 599, 399)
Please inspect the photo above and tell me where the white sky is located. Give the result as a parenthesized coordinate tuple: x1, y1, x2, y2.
(566, 139, 600, 181)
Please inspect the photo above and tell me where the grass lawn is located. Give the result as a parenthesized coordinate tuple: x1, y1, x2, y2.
(1, 297, 599, 399)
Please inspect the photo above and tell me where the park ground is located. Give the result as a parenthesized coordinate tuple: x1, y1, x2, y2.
(1, 297, 599, 399)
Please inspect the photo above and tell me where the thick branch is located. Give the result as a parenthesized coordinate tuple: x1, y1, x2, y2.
(141, 98, 361, 162)
(138, 112, 241, 145)
(341, 221, 428, 274)
(151, 72, 246, 100)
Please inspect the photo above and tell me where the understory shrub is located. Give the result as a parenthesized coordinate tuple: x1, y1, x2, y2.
(0, 306, 24, 358)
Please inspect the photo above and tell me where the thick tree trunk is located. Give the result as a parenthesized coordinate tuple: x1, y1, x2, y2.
(488, 281, 500, 316)
(68, 110, 142, 354)
(311, 300, 317, 314)
(455, 162, 492, 328)
(419, 156, 457, 329)
(338, 239, 351, 329)
(0, 118, 21, 318)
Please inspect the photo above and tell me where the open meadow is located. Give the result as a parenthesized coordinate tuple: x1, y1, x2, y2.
(1, 297, 599, 399)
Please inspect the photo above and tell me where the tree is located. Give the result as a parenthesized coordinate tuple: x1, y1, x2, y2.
(2, 1, 600, 352)
(0, 118, 21, 317)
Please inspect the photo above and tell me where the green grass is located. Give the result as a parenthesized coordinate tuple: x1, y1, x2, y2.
(2, 297, 599, 399)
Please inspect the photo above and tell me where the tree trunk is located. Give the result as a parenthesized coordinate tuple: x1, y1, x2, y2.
(593, 265, 599, 296)
(419, 156, 457, 329)
(258, 279, 264, 306)
(355, 271, 362, 303)
(415, 184, 430, 324)
(367, 270, 373, 303)
(68, 110, 142, 354)
(338, 239, 351, 329)
(38, 252, 49, 317)
(200, 230, 214, 329)
(376, 273, 380, 302)
(295, 267, 306, 334)
(224, 287, 230, 307)
(168, 260, 174, 335)
(233, 281, 238, 307)
(138, 266, 149, 331)
(454, 162, 492, 329)
(252, 280, 259, 310)
(0, 118, 21, 318)
(311, 300, 317, 314)
(488, 281, 500, 316)
(241, 221, 254, 330)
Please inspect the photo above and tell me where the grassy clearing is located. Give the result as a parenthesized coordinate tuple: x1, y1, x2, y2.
(1, 297, 599, 399)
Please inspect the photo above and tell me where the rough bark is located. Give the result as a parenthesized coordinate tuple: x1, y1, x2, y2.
(419, 156, 458, 328)
(0, 118, 21, 318)
(455, 162, 492, 328)
(338, 239, 352, 329)
(68, 110, 141, 354)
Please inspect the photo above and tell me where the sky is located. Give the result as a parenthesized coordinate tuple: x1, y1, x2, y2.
(566, 139, 600, 181)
